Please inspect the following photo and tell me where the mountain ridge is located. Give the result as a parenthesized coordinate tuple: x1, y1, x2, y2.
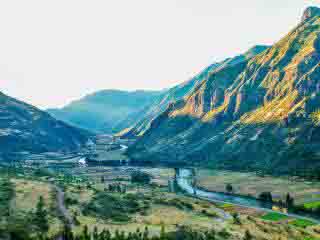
(48, 89, 164, 134)
(121, 45, 270, 138)
(127, 7, 320, 174)
(0, 91, 92, 157)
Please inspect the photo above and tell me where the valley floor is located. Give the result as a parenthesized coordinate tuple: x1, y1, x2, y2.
(196, 169, 320, 205)
(2, 164, 320, 240)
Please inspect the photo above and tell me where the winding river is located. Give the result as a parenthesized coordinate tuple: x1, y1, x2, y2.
(176, 168, 320, 223)
(177, 169, 272, 208)
(76, 142, 320, 223)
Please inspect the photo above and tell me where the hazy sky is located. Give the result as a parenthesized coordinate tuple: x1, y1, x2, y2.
(1, 0, 319, 109)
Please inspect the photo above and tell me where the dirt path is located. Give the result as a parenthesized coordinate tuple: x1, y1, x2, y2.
(53, 185, 74, 228)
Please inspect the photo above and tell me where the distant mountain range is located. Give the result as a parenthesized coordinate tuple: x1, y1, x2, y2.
(126, 7, 320, 174)
(47, 90, 163, 134)
(0, 91, 92, 158)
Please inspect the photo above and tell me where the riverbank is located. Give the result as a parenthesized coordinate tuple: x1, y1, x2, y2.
(176, 169, 320, 224)
(195, 168, 320, 205)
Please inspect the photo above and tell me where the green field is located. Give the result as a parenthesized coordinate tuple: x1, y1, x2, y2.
(304, 201, 320, 210)
(261, 212, 289, 221)
(290, 219, 317, 228)
(196, 169, 320, 204)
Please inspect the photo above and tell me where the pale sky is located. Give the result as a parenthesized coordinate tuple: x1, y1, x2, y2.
(1, 0, 319, 109)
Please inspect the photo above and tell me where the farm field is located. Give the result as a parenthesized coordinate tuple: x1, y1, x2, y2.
(196, 169, 320, 204)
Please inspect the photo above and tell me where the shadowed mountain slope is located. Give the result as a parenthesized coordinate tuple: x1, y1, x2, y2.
(0, 92, 92, 156)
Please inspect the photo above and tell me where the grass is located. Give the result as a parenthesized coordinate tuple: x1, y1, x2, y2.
(290, 219, 317, 228)
(3, 164, 320, 240)
(0, 178, 14, 219)
(196, 169, 320, 204)
(12, 179, 52, 212)
(83, 192, 149, 222)
(260, 212, 289, 221)
(304, 201, 320, 210)
(11, 178, 63, 237)
(219, 203, 234, 209)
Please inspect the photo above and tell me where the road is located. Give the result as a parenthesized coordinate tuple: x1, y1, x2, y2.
(53, 185, 74, 228)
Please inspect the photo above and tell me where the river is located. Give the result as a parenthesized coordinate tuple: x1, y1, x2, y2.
(76, 143, 320, 223)
(177, 169, 272, 208)
(176, 168, 320, 223)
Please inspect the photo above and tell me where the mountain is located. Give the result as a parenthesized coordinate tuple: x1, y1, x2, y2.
(48, 90, 163, 134)
(127, 7, 320, 174)
(121, 45, 270, 138)
(0, 92, 92, 156)
(48, 45, 269, 137)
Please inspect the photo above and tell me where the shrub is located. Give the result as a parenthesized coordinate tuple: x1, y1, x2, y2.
(83, 192, 146, 222)
(258, 192, 273, 203)
(131, 171, 151, 184)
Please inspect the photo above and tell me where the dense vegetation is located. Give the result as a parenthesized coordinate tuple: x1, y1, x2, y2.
(0, 178, 14, 219)
(130, 171, 152, 184)
(3, 224, 243, 240)
(84, 192, 150, 222)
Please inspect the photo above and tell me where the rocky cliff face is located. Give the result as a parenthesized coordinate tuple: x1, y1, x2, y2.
(128, 7, 320, 174)
(0, 92, 92, 156)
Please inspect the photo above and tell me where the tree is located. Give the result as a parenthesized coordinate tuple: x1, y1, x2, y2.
(131, 171, 151, 184)
(232, 212, 241, 225)
(226, 183, 233, 194)
(34, 196, 49, 234)
(62, 224, 74, 240)
(285, 193, 294, 209)
(93, 226, 99, 240)
(258, 192, 273, 203)
(143, 226, 149, 240)
(243, 230, 253, 240)
(82, 225, 90, 240)
(160, 225, 166, 240)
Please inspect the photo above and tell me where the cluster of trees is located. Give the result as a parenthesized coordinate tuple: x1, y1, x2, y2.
(258, 192, 295, 209)
(256, 191, 320, 218)
(105, 183, 127, 193)
(224, 184, 295, 210)
(0, 196, 50, 240)
(225, 183, 233, 194)
(33, 196, 49, 234)
(29, 225, 252, 240)
(0, 178, 14, 219)
(131, 171, 151, 184)
(258, 192, 273, 203)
